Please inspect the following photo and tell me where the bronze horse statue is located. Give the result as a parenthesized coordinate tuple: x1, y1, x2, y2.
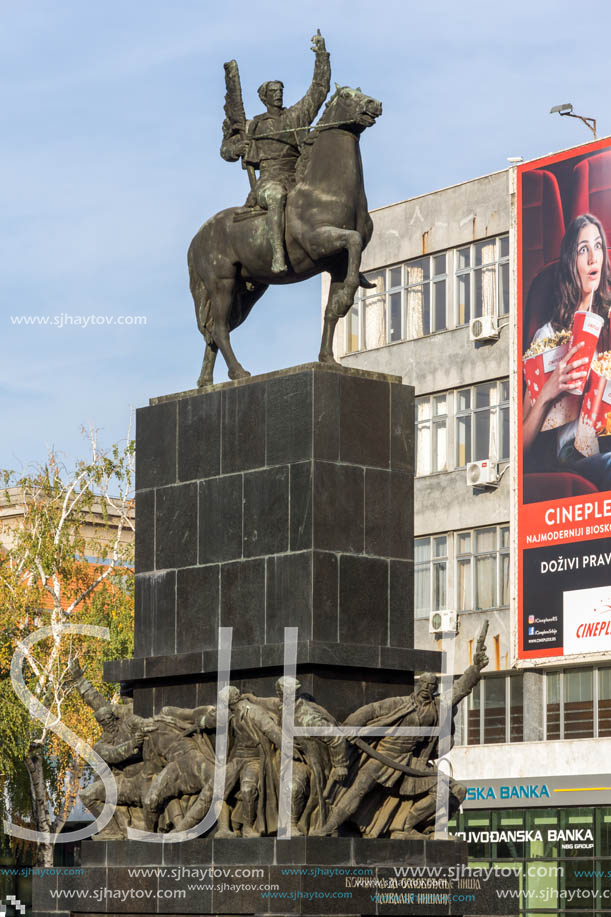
(188, 85, 382, 386)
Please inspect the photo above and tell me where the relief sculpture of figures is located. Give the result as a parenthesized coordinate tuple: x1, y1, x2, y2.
(73, 624, 488, 840)
(188, 31, 382, 386)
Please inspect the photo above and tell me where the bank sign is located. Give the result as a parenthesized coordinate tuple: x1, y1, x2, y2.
(463, 774, 611, 809)
(517, 137, 611, 659)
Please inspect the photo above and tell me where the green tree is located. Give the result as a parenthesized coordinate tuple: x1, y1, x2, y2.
(0, 430, 135, 866)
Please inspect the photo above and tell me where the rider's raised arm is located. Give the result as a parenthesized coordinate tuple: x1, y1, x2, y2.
(288, 30, 330, 126)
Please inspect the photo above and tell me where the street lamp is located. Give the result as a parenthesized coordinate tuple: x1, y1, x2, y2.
(550, 103, 597, 139)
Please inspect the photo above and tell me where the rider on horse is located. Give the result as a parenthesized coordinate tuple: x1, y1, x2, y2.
(220, 31, 330, 275)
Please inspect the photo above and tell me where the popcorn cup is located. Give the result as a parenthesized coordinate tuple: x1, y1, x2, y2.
(523, 342, 569, 406)
(541, 393, 580, 432)
(579, 364, 611, 435)
(569, 310, 604, 394)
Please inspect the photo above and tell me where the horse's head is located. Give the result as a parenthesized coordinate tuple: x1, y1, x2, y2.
(318, 84, 382, 134)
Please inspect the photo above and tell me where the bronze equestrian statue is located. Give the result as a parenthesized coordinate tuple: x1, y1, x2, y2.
(188, 32, 382, 386)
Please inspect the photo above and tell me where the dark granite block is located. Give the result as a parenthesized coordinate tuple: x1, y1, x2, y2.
(313, 370, 340, 461)
(289, 462, 313, 552)
(244, 466, 289, 558)
(313, 462, 363, 554)
(364, 469, 412, 559)
(157, 870, 212, 914)
(199, 475, 242, 564)
(178, 389, 221, 481)
(103, 840, 163, 866)
(153, 682, 198, 712)
(266, 552, 312, 643)
(266, 372, 313, 465)
(213, 837, 274, 864)
(106, 867, 157, 912)
(177, 565, 220, 652)
(274, 837, 307, 864)
(135, 489, 155, 574)
(389, 560, 414, 648)
(390, 382, 414, 472)
(155, 483, 197, 570)
(339, 375, 389, 468)
(424, 839, 468, 867)
(162, 837, 213, 865)
(145, 651, 201, 679)
(32, 872, 58, 914)
(353, 838, 423, 866)
(133, 687, 154, 717)
(135, 571, 176, 657)
(203, 643, 263, 675)
(220, 559, 265, 645)
(267, 867, 302, 914)
(304, 837, 353, 864)
(57, 867, 108, 910)
(312, 552, 338, 643)
(221, 383, 266, 474)
(212, 866, 271, 914)
(339, 555, 388, 645)
(81, 839, 108, 866)
(302, 872, 365, 915)
(136, 400, 177, 491)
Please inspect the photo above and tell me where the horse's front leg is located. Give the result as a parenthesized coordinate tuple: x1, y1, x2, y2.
(305, 226, 363, 294)
(210, 278, 251, 381)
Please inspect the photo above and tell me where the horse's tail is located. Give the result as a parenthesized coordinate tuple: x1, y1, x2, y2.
(188, 244, 214, 345)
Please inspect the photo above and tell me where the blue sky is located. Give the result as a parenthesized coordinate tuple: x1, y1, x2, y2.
(2, 0, 610, 469)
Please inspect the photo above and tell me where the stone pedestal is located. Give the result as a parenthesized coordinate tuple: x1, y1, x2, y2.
(34, 364, 506, 917)
(106, 363, 441, 716)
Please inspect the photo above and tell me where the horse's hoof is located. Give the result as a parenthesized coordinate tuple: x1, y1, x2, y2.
(359, 272, 376, 289)
(318, 353, 340, 367)
(197, 375, 213, 388)
(229, 367, 251, 380)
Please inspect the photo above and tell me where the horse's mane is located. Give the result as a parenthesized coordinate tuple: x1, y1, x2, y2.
(295, 86, 345, 184)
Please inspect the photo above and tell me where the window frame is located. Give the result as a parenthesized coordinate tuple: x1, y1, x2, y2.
(460, 672, 524, 746)
(455, 379, 510, 468)
(415, 393, 448, 476)
(454, 234, 509, 327)
(544, 667, 611, 740)
(455, 524, 510, 614)
(414, 534, 449, 621)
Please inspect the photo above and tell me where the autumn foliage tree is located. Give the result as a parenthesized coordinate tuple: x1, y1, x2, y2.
(0, 431, 135, 866)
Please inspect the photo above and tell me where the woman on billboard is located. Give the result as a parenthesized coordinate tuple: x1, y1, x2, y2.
(523, 213, 611, 489)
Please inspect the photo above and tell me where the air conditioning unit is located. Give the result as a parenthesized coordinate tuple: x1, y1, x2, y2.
(470, 315, 499, 341)
(429, 609, 458, 634)
(467, 459, 499, 487)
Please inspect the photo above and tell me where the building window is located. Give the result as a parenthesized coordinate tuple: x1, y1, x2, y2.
(345, 255, 448, 351)
(545, 668, 609, 740)
(463, 673, 524, 745)
(414, 535, 448, 620)
(405, 254, 447, 338)
(455, 235, 509, 326)
(456, 525, 509, 613)
(455, 379, 510, 467)
(415, 394, 447, 475)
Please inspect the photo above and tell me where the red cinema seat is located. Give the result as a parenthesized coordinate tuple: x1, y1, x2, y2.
(522, 169, 565, 303)
(523, 472, 598, 503)
(570, 150, 611, 239)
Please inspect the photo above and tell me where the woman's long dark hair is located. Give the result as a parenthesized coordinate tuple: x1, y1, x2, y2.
(552, 213, 611, 333)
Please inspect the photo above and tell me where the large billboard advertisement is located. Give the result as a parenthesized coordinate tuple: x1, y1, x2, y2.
(518, 137, 611, 659)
